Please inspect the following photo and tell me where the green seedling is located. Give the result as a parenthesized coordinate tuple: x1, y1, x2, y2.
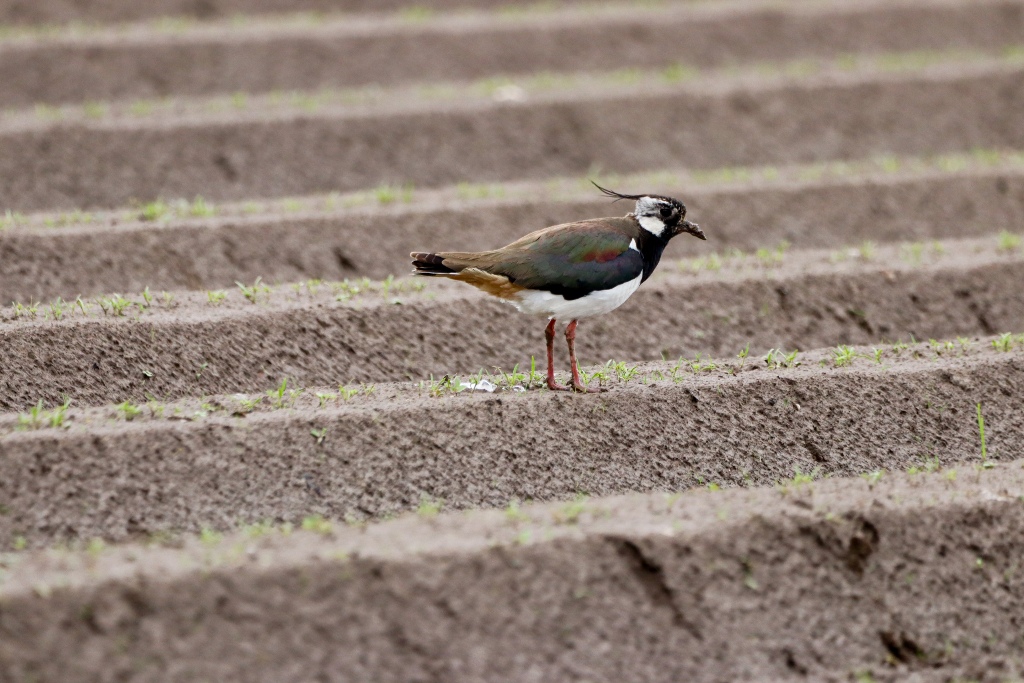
(189, 196, 215, 218)
(861, 470, 885, 486)
(606, 360, 640, 383)
(17, 398, 70, 430)
(302, 515, 333, 534)
(581, 366, 610, 388)
(495, 364, 528, 390)
(417, 496, 442, 518)
(684, 352, 718, 373)
(141, 287, 153, 307)
(871, 347, 884, 363)
(399, 6, 435, 22)
(523, 356, 539, 389)
(737, 343, 750, 366)
(115, 400, 143, 421)
(428, 374, 463, 397)
(316, 392, 337, 408)
(505, 499, 529, 523)
(236, 277, 269, 304)
(47, 298, 66, 320)
(11, 301, 39, 318)
(557, 494, 588, 524)
(997, 231, 1021, 252)
(755, 241, 789, 267)
(992, 333, 1015, 352)
(977, 403, 992, 468)
(199, 527, 222, 546)
(267, 378, 300, 409)
(310, 427, 327, 445)
(17, 401, 46, 428)
(832, 345, 856, 367)
(338, 385, 360, 401)
(235, 395, 263, 414)
(207, 290, 227, 305)
(764, 348, 799, 369)
(139, 200, 170, 222)
(97, 294, 134, 316)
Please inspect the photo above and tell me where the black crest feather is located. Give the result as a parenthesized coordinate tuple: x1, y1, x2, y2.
(591, 181, 643, 203)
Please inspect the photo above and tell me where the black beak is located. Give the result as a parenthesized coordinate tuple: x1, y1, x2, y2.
(683, 220, 706, 240)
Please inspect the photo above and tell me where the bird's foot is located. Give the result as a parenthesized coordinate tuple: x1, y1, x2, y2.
(546, 376, 572, 391)
(569, 380, 607, 394)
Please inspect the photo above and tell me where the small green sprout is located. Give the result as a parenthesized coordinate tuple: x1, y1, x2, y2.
(115, 401, 143, 421)
(607, 360, 640, 383)
(189, 197, 215, 217)
(267, 378, 300, 409)
(861, 470, 885, 486)
(997, 231, 1021, 253)
(235, 395, 263, 414)
(207, 290, 227, 305)
(236, 277, 269, 304)
(316, 392, 337, 407)
(505, 499, 529, 523)
(992, 333, 1015, 352)
(199, 527, 222, 546)
(97, 294, 134, 316)
(977, 403, 992, 467)
(528, 356, 542, 389)
(338, 385, 360, 401)
(832, 345, 856, 367)
(737, 343, 750, 365)
(764, 348, 799, 369)
(139, 200, 170, 222)
(557, 494, 588, 524)
(302, 515, 333, 534)
(417, 496, 442, 518)
(310, 427, 327, 445)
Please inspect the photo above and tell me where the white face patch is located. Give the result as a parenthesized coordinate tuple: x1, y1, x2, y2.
(634, 196, 668, 237)
(628, 238, 639, 252)
(636, 214, 666, 237)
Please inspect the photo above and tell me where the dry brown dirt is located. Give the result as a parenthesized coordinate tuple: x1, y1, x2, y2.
(1, 340, 1021, 547)
(3, 0, 1022, 107)
(2, 0, 1023, 680)
(0, 238, 1021, 410)
(2, 165, 1022, 302)
(2, 463, 1023, 682)
(2, 61, 1024, 211)
(0, 0, 618, 24)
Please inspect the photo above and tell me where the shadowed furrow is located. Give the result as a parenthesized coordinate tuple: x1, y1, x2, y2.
(0, 238, 1021, 410)
(1, 160, 1021, 301)
(3, 60, 1024, 211)
(2, 0, 1022, 107)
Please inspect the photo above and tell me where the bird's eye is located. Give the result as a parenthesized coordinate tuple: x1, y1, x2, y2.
(659, 207, 673, 218)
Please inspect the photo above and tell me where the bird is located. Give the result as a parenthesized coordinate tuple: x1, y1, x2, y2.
(411, 182, 706, 393)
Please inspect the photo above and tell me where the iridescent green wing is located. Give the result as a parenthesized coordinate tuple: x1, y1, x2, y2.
(490, 219, 643, 300)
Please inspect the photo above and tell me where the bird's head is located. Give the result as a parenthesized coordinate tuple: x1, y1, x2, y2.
(592, 181, 705, 241)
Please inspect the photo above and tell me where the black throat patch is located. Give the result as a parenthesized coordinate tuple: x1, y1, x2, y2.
(633, 220, 670, 283)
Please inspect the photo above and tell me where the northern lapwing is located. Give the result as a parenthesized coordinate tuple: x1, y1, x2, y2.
(411, 183, 706, 392)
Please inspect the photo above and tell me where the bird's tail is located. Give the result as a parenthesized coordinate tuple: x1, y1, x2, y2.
(411, 249, 491, 276)
(410, 252, 457, 275)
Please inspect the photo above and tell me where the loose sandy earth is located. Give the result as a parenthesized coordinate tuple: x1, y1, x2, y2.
(0, 0, 1023, 681)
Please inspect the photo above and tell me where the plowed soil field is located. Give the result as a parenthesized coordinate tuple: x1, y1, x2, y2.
(1, 1, 1023, 681)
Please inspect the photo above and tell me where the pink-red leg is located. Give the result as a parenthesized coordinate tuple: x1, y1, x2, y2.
(565, 320, 606, 393)
(545, 318, 570, 391)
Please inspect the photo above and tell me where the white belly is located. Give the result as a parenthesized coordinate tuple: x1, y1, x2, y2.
(508, 273, 643, 319)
